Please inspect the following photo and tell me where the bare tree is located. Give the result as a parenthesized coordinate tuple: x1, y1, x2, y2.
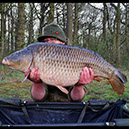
(48, 3, 54, 23)
(28, 3, 34, 44)
(66, 3, 73, 45)
(116, 3, 121, 67)
(38, 3, 49, 35)
(0, 3, 5, 56)
(73, 3, 78, 45)
(125, 3, 129, 70)
(17, 3, 25, 50)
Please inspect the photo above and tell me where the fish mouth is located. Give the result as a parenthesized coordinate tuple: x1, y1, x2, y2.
(2, 58, 10, 66)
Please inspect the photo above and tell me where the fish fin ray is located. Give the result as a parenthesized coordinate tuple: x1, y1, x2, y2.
(93, 76, 102, 82)
(22, 69, 31, 83)
(25, 49, 33, 72)
(56, 86, 69, 94)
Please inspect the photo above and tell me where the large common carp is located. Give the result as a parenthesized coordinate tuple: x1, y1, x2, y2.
(2, 42, 127, 95)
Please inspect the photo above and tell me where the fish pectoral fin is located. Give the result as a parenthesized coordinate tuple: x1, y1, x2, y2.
(56, 86, 69, 94)
(22, 69, 31, 83)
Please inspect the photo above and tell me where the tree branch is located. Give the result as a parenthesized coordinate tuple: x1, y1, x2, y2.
(88, 3, 103, 11)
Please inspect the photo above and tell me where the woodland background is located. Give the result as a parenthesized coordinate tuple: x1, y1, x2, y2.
(0, 3, 129, 101)
(0, 3, 129, 69)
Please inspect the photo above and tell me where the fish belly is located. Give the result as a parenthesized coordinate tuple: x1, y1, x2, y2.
(37, 59, 84, 87)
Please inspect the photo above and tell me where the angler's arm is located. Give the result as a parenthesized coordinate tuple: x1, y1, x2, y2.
(69, 67, 94, 101)
(25, 67, 48, 101)
(31, 82, 47, 101)
(25, 67, 94, 102)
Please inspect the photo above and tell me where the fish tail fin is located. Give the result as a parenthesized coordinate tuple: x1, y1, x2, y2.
(108, 70, 127, 95)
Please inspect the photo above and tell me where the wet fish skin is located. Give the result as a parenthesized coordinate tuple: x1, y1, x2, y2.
(2, 42, 127, 95)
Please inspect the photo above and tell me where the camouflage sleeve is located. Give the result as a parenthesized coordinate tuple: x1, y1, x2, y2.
(68, 86, 88, 102)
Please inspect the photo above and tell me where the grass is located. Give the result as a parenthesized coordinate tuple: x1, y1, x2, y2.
(0, 65, 129, 106)
(0, 65, 32, 101)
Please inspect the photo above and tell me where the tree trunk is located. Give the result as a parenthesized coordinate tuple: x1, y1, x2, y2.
(7, 14, 10, 52)
(17, 3, 25, 50)
(116, 3, 121, 67)
(73, 3, 78, 45)
(0, 3, 5, 56)
(28, 3, 34, 45)
(66, 3, 72, 45)
(125, 3, 129, 70)
(11, 6, 14, 51)
(39, 3, 49, 35)
(48, 3, 54, 23)
(102, 3, 107, 42)
(62, 3, 67, 34)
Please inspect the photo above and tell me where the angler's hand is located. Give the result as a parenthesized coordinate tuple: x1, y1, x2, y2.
(76, 67, 94, 86)
(25, 67, 42, 83)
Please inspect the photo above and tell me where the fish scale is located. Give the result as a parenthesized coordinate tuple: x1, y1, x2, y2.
(2, 42, 127, 95)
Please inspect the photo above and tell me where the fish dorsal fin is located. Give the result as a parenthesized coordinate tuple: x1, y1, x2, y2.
(56, 86, 69, 94)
